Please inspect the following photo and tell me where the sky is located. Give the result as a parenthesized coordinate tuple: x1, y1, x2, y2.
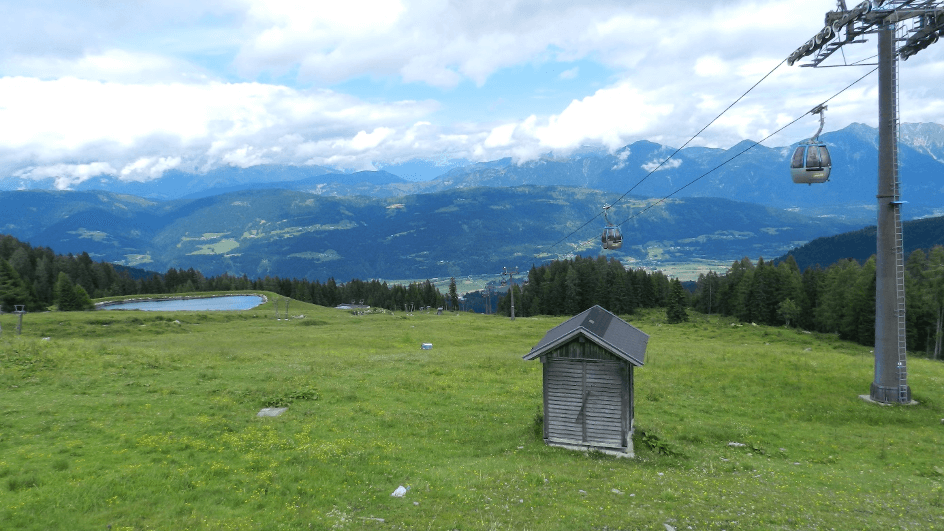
(1, 0, 942, 188)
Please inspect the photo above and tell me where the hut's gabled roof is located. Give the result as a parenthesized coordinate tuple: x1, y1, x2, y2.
(523, 305, 648, 366)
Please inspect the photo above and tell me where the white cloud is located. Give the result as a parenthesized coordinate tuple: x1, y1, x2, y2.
(0, 77, 214, 150)
(233, 0, 658, 88)
(642, 158, 682, 172)
(612, 147, 630, 170)
(0, 49, 211, 84)
(351, 128, 395, 151)
(221, 146, 272, 168)
(236, 0, 411, 83)
(559, 67, 579, 80)
(694, 55, 728, 78)
(535, 83, 674, 151)
(120, 156, 183, 181)
(0, 76, 438, 176)
(484, 123, 518, 148)
(0, 0, 940, 182)
(14, 162, 117, 190)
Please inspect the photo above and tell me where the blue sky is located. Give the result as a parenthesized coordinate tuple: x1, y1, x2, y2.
(1, 0, 942, 188)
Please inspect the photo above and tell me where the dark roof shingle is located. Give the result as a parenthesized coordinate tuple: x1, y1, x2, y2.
(523, 305, 648, 366)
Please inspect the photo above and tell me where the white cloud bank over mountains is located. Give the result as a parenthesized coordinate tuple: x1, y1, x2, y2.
(0, 0, 941, 188)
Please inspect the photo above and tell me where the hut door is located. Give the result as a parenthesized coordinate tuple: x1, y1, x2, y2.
(583, 360, 626, 448)
(545, 358, 626, 449)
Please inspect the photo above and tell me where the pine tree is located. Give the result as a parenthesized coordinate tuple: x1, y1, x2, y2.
(449, 277, 458, 311)
(0, 259, 32, 312)
(564, 267, 582, 315)
(72, 284, 94, 311)
(666, 279, 689, 324)
(55, 272, 79, 311)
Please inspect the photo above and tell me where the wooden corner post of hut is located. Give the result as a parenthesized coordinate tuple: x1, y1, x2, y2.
(523, 305, 648, 456)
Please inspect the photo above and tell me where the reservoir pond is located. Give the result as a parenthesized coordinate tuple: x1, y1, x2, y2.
(99, 295, 265, 312)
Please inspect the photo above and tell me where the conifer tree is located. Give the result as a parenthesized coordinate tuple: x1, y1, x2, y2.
(564, 267, 582, 315)
(0, 259, 32, 312)
(666, 279, 689, 324)
(55, 272, 79, 311)
(72, 284, 94, 311)
(449, 277, 458, 311)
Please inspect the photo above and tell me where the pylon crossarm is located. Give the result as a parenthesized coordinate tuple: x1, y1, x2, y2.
(788, 1, 943, 67)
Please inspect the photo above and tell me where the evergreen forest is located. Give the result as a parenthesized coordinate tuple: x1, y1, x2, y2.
(1, 233, 942, 357)
(509, 251, 943, 357)
(0, 235, 446, 314)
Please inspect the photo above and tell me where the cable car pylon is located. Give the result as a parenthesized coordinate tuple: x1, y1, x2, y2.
(787, 0, 943, 404)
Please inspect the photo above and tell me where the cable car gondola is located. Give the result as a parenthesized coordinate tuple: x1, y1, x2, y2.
(601, 205, 622, 250)
(790, 104, 831, 185)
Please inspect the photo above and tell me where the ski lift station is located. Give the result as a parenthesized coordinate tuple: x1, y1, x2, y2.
(524, 305, 648, 456)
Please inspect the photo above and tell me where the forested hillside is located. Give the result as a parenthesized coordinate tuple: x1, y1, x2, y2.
(685, 248, 939, 357)
(0, 187, 865, 282)
(509, 256, 675, 317)
(775, 216, 944, 271)
(0, 235, 133, 312)
(508, 250, 943, 357)
(0, 234, 446, 313)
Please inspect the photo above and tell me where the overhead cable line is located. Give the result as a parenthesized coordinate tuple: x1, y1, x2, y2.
(547, 64, 878, 252)
(548, 58, 787, 250)
(612, 66, 879, 228)
(605, 59, 788, 209)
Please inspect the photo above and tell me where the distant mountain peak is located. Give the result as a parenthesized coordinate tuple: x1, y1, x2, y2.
(900, 122, 945, 162)
(839, 122, 881, 147)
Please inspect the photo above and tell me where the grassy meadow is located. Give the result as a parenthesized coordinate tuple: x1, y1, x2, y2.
(0, 293, 942, 530)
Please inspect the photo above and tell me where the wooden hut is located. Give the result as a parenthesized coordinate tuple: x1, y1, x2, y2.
(523, 305, 647, 455)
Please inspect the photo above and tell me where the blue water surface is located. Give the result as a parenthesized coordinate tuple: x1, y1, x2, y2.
(100, 295, 265, 312)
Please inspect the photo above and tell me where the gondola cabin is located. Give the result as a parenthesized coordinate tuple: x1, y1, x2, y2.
(602, 226, 622, 250)
(790, 142, 831, 184)
(791, 103, 831, 184)
(524, 305, 648, 456)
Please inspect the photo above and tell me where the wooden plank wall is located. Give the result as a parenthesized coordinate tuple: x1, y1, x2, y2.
(545, 359, 585, 445)
(543, 340, 630, 451)
(584, 360, 624, 448)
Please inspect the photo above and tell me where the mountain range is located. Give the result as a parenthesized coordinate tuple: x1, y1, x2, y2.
(0, 122, 940, 282)
(3, 123, 942, 222)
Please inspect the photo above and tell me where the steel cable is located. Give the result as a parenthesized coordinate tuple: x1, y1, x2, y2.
(546, 65, 879, 253)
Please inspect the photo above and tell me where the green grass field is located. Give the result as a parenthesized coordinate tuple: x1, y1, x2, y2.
(1, 293, 942, 530)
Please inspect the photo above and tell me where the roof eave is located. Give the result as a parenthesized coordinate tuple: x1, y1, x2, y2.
(523, 327, 644, 366)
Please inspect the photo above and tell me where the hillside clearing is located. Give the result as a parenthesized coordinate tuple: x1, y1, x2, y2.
(0, 298, 941, 530)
